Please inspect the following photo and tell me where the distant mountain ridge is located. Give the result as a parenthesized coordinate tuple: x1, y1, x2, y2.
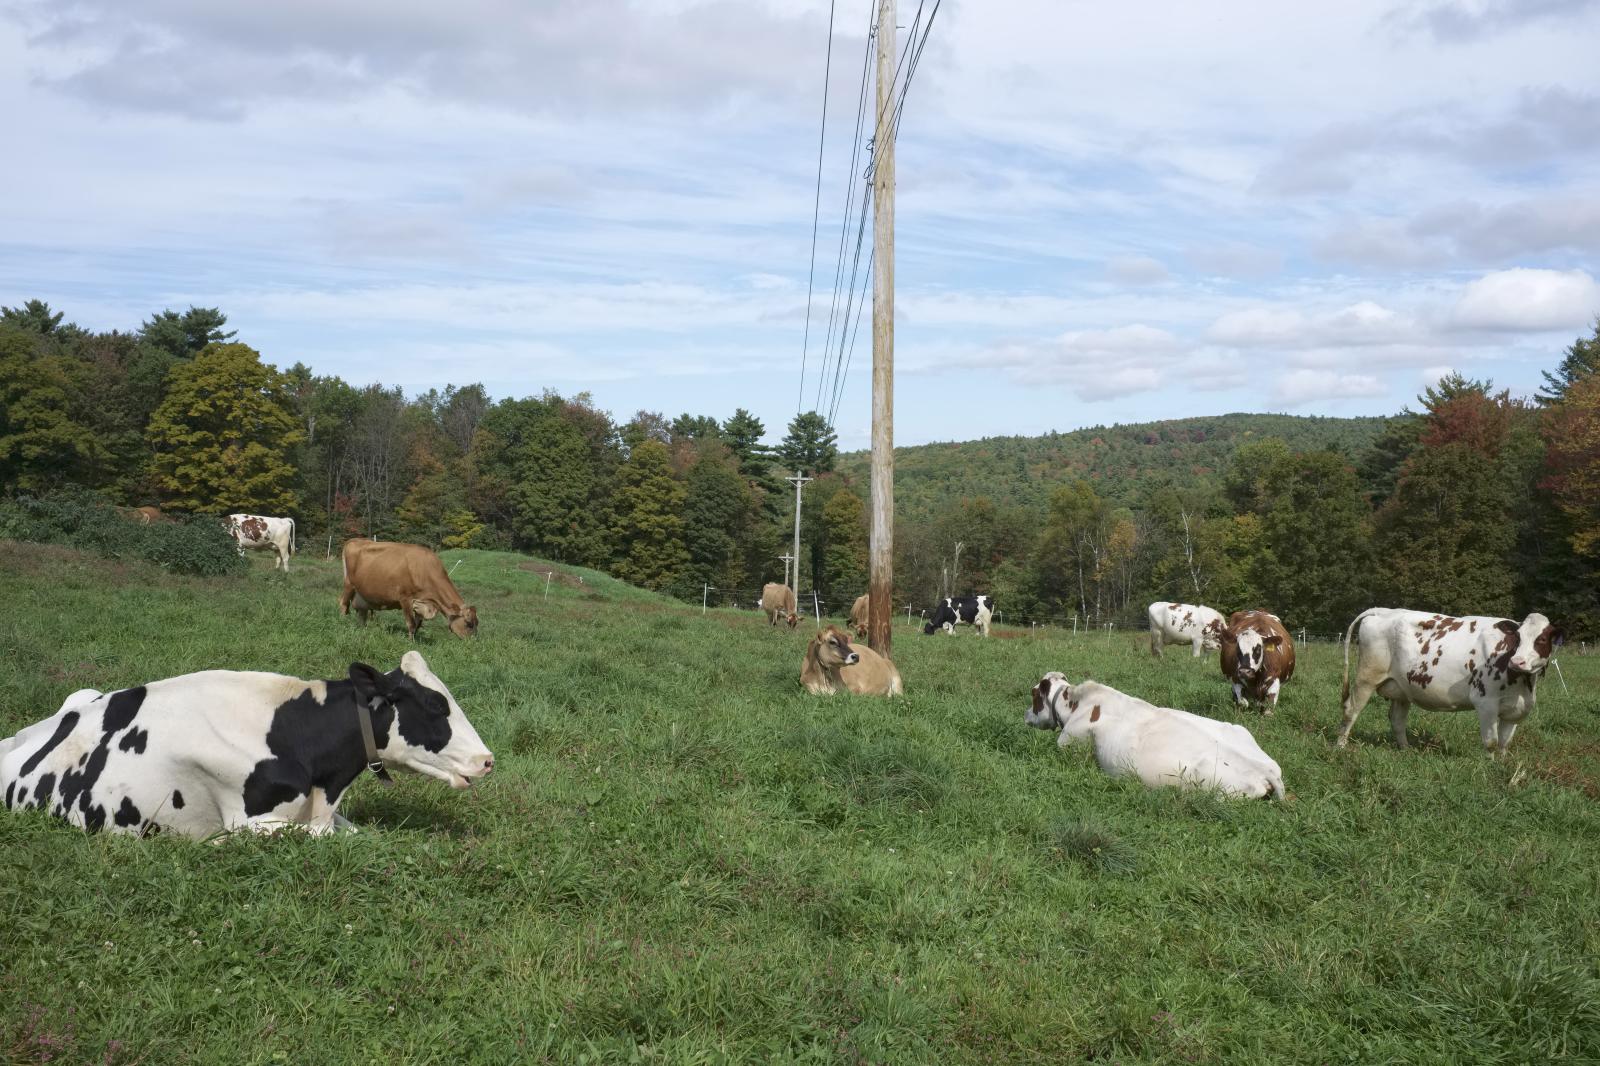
(837, 412, 1394, 519)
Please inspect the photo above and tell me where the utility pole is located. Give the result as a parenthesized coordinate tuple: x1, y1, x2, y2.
(867, 0, 896, 657)
(778, 552, 795, 591)
(787, 471, 812, 607)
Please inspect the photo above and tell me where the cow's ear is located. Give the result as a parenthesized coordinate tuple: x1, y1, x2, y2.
(1548, 626, 1565, 649)
(349, 662, 396, 704)
(1494, 620, 1518, 635)
(412, 599, 439, 620)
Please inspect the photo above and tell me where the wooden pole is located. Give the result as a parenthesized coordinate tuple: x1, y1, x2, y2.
(787, 472, 812, 608)
(867, 0, 895, 657)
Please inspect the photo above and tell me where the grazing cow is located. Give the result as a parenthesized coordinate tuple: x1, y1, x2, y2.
(801, 625, 903, 696)
(0, 651, 494, 838)
(1025, 673, 1284, 799)
(1337, 608, 1563, 756)
(123, 505, 167, 525)
(923, 595, 994, 637)
(1219, 610, 1296, 711)
(340, 538, 478, 639)
(226, 513, 297, 571)
(761, 582, 798, 629)
(848, 594, 871, 638)
(1148, 601, 1225, 658)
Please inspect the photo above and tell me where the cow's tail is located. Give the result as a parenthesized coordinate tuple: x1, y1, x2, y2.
(1342, 608, 1382, 704)
(290, 517, 297, 556)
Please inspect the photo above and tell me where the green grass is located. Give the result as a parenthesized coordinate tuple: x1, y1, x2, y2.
(2, 540, 1598, 1064)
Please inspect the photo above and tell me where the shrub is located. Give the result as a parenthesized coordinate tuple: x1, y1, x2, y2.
(0, 489, 245, 577)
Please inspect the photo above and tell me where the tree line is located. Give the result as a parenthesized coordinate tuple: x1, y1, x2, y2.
(2, 298, 1597, 635)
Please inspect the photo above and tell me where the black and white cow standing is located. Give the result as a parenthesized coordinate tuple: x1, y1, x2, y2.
(0, 651, 494, 837)
(923, 595, 994, 637)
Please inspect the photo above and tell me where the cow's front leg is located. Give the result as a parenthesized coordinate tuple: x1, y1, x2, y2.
(331, 811, 359, 833)
(1473, 699, 1504, 757)
(1263, 678, 1280, 715)
(1233, 682, 1247, 707)
(1190, 637, 1204, 658)
(402, 603, 420, 639)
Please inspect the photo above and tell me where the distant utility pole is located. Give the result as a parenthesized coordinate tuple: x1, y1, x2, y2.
(787, 471, 812, 605)
(778, 552, 796, 590)
(867, 0, 896, 657)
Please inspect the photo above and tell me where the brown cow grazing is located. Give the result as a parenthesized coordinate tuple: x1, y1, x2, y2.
(340, 538, 478, 639)
(1219, 610, 1295, 712)
(848, 594, 870, 638)
(134, 505, 166, 525)
(761, 582, 798, 629)
(801, 625, 903, 696)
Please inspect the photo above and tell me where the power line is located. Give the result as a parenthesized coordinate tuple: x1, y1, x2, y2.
(796, 0, 838, 416)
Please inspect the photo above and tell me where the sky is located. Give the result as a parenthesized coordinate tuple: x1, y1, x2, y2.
(2, 0, 1598, 449)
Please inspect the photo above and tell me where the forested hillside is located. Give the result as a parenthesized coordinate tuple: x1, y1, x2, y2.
(840, 413, 1392, 522)
(2, 297, 1597, 636)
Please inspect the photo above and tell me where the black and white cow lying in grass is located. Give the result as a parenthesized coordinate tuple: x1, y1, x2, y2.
(0, 651, 493, 838)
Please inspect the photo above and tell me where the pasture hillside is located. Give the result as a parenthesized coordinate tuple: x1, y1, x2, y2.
(1, 541, 1598, 1064)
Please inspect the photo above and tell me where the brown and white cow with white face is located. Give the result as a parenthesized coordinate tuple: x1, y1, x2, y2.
(1148, 601, 1225, 658)
(226, 514, 296, 571)
(1219, 610, 1295, 711)
(1337, 608, 1563, 756)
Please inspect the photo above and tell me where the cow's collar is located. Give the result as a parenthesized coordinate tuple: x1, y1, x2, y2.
(355, 696, 395, 787)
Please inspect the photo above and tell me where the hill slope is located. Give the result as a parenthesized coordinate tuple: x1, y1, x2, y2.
(838, 412, 1393, 518)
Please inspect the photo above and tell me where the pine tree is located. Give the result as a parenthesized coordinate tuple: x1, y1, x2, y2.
(145, 343, 303, 512)
(777, 410, 838, 474)
(609, 440, 688, 591)
(820, 488, 868, 598)
(1538, 319, 1600, 404)
(681, 444, 756, 594)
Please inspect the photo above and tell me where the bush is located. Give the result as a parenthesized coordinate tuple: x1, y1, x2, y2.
(0, 489, 246, 577)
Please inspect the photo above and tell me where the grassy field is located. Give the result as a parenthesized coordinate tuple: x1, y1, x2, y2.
(1, 541, 1598, 1065)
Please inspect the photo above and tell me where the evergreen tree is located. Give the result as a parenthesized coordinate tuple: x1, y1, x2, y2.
(0, 299, 69, 336)
(1375, 444, 1514, 616)
(0, 328, 106, 493)
(670, 413, 721, 443)
(681, 444, 756, 595)
(1538, 319, 1600, 404)
(1249, 450, 1372, 632)
(609, 440, 688, 591)
(145, 342, 302, 512)
(820, 488, 868, 598)
(777, 410, 838, 474)
(138, 307, 235, 361)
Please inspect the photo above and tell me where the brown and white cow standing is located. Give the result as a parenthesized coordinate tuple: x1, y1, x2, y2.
(1219, 610, 1295, 711)
(761, 583, 798, 629)
(226, 514, 296, 571)
(340, 538, 478, 639)
(1337, 608, 1563, 756)
(1148, 601, 1225, 658)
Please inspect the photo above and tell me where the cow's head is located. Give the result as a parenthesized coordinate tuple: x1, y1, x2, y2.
(413, 600, 479, 638)
(851, 620, 869, 639)
(1026, 672, 1069, 731)
(785, 611, 800, 631)
(349, 651, 494, 789)
(1499, 613, 1563, 676)
(811, 626, 860, 670)
(1232, 627, 1283, 679)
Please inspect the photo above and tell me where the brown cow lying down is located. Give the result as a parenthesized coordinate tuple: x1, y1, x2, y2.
(340, 538, 478, 639)
(848, 594, 870, 638)
(801, 625, 903, 696)
(1219, 610, 1295, 711)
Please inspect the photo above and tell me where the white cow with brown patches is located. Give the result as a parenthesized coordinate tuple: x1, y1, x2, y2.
(1337, 608, 1563, 756)
(1147, 601, 1225, 658)
(1025, 673, 1285, 799)
(226, 514, 296, 571)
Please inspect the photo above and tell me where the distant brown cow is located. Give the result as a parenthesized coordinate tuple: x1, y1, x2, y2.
(761, 582, 798, 629)
(801, 625, 903, 696)
(134, 505, 166, 525)
(340, 538, 478, 639)
(848, 594, 870, 638)
(1219, 610, 1295, 711)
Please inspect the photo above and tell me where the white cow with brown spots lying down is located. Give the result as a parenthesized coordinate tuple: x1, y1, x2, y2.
(1025, 673, 1285, 799)
(1148, 601, 1225, 658)
(1337, 608, 1563, 756)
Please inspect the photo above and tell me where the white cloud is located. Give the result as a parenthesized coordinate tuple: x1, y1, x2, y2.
(1105, 255, 1171, 285)
(1271, 370, 1386, 407)
(1452, 268, 1600, 331)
